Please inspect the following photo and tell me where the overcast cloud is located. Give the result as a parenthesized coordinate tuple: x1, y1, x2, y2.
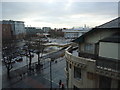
(1, 1, 118, 28)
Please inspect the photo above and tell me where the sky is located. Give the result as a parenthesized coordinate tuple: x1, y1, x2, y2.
(1, 0, 119, 29)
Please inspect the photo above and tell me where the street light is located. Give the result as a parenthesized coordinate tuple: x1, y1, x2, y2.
(49, 58, 55, 89)
(50, 58, 52, 89)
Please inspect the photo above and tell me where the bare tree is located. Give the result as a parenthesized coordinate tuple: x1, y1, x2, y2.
(3, 55, 13, 78)
(2, 38, 17, 78)
(32, 36, 46, 69)
(23, 39, 34, 70)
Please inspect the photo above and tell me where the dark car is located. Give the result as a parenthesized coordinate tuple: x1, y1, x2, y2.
(15, 56, 23, 62)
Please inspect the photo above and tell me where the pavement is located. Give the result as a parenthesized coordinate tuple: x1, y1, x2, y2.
(2, 56, 66, 89)
(2, 37, 69, 89)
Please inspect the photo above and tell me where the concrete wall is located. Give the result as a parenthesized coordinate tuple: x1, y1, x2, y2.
(85, 30, 115, 43)
(68, 65, 97, 88)
(64, 32, 79, 39)
(99, 42, 120, 60)
(2, 24, 12, 40)
(79, 30, 118, 54)
(65, 48, 97, 88)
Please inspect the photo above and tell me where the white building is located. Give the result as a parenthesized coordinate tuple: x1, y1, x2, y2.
(14, 21, 25, 35)
(62, 27, 90, 39)
(42, 27, 51, 33)
(2, 20, 25, 39)
(65, 17, 120, 89)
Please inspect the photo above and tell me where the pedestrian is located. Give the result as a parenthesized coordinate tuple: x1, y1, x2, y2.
(59, 80, 62, 88)
(61, 83, 64, 90)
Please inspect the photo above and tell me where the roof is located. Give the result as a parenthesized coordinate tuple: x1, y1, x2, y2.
(99, 32, 120, 43)
(72, 17, 120, 43)
(62, 29, 89, 33)
(97, 17, 120, 28)
(72, 28, 119, 43)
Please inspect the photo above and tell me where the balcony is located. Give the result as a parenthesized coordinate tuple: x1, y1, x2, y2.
(65, 46, 96, 73)
(65, 46, 120, 80)
(64, 68, 68, 78)
(78, 51, 120, 72)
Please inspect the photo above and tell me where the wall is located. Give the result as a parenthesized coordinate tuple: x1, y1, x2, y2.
(2, 24, 12, 40)
(99, 42, 119, 60)
(85, 30, 116, 43)
(64, 32, 78, 39)
(79, 30, 118, 54)
(14, 21, 25, 35)
(65, 48, 97, 88)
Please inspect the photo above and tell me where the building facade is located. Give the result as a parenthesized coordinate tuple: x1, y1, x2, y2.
(42, 27, 51, 33)
(14, 21, 25, 39)
(25, 27, 37, 37)
(65, 17, 120, 88)
(2, 20, 25, 39)
(2, 24, 13, 41)
(62, 27, 90, 39)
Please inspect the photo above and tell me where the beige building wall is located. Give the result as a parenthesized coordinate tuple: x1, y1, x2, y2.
(99, 42, 119, 60)
(78, 30, 118, 54)
(85, 30, 116, 43)
(66, 29, 120, 88)
(68, 66, 98, 88)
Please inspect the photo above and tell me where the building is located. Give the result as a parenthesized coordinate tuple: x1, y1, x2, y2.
(65, 17, 120, 88)
(25, 27, 37, 37)
(2, 20, 25, 39)
(2, 24, 13, 41)
(42, 27, 51, 33)
(14, 21, 25, 39)
(62, 27, 90, 39)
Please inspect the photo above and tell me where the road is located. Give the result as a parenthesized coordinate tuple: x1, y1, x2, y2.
(2, 37, 70, 88)
(2, 56, 66, 88)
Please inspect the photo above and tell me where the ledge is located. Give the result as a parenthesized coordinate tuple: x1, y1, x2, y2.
(65, 46, 96, 72)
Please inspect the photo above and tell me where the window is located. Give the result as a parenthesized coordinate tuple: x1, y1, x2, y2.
(84, 43, 94, 52)
(66, 62, 68, 71)
(74, 66, 81, 79)
(69, 64, 71, 69)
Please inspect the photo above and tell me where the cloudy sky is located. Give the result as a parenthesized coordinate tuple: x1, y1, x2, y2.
(1, 0, 119, 28)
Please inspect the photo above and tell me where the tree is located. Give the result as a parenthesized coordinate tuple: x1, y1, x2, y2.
(2, 38, 18, 78)
(23, 40, 34, 70)
(32, 36, 46, 69)
(3, 55, 13, 78)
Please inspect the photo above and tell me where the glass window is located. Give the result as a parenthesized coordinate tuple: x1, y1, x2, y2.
(69, 64, 71, 69)
(84, 43, 94, 52)
(74, 66, 81, 79)
(66, 62, 68, 71)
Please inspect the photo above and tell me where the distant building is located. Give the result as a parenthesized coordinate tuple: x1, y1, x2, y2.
(65, 17, 120, 88)
(42, 27, 51, 33)
(62, 27, 90, 39)
(25, 27, 37, 37)
(2, 24, 13, 41)
(2, 20, 25, 39)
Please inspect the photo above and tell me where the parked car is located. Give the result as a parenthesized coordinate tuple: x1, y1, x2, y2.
(15, 56, 23, 62)
(11, 58, 16, 64)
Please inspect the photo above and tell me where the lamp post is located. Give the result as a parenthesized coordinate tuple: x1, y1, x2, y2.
(50, 59, 52, 89)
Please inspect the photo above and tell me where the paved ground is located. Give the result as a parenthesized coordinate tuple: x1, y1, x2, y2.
(2, 38, 69, 89)
(2, 57, 66, 88)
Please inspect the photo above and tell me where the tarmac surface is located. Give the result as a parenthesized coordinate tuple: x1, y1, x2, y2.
(2, 56, 66, 88)
(2, 38, 70, 89)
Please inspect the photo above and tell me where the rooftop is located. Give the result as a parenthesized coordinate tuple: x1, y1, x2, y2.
(99, 32, 120, 43)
